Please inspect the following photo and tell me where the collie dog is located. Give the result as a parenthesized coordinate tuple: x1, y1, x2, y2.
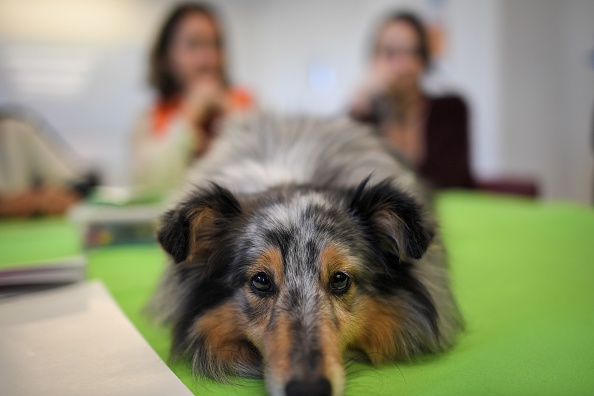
(152, 115, 462, 396)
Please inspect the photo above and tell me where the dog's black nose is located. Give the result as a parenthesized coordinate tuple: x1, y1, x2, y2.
(285, 377, 332, 396)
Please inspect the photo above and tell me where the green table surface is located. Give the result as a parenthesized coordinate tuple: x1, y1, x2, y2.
(1, 191, 593, 395)
(0, 217, 81, 268)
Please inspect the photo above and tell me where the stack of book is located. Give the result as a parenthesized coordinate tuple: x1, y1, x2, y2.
(0, 255, 86, 298)
(68, 186, 166, 249)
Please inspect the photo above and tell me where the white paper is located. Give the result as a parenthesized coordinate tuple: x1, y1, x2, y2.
(0, 281, 192, 396)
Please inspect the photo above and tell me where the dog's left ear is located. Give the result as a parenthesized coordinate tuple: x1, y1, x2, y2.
(157, 184, 242, 264)
(348, 178, 434, 260)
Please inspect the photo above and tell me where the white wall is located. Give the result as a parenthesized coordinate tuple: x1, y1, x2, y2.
(0, 0, 162, 185)
(498, 0, 594, 202)
(438, 0, 504, 181)
(239, 0, 506, 185)
(561, 0, 594, 203)
(0, 0, 592, 203)
(237, 0, 417, 115)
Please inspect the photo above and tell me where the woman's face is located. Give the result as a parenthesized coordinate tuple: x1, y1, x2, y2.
(373, 20, 425, 90)
(168, 13, 223, 91)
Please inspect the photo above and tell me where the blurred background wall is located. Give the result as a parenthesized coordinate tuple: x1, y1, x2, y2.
(0, 0, 592, 203)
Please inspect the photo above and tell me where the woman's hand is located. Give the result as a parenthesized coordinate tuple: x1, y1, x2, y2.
(182, 77, 226, 126)
(0, 186, 80, 217)
(181, 77, 230, 155)
(351, 64, 398, 117)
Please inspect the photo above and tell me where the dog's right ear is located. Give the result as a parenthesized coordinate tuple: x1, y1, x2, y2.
(348, 178, 434, 261)
(157, 185, 242, 263)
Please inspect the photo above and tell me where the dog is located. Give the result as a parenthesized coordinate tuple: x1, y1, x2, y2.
(151, 115, 462, 396)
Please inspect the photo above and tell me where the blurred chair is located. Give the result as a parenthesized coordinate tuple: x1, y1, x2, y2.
(477, 178, 539, 198)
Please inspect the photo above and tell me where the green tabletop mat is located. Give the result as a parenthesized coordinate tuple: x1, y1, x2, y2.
(1, 191, 594, 395)
(0, 217, 81, 268)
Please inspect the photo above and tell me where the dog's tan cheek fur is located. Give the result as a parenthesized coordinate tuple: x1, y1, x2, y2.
(191, 301, 258, 370)
(351, 296, 404, 364)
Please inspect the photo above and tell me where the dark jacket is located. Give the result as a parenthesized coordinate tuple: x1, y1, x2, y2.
(352, 94, 475, 189)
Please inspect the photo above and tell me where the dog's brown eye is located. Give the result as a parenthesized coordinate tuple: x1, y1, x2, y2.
(330, 271, 351, 294)
(250, 272, 273, 294)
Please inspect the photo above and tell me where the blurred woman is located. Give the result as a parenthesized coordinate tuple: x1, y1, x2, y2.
(132, 3, 253, 197)
(351, 11, 474, 189)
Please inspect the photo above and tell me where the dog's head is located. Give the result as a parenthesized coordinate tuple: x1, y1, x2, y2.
(157, 178, 437, 396)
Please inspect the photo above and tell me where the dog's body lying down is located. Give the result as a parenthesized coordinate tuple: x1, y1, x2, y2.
(153, 115, 462, 396)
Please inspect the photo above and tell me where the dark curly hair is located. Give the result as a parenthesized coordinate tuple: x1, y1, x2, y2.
(148, 2, 228, 101)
